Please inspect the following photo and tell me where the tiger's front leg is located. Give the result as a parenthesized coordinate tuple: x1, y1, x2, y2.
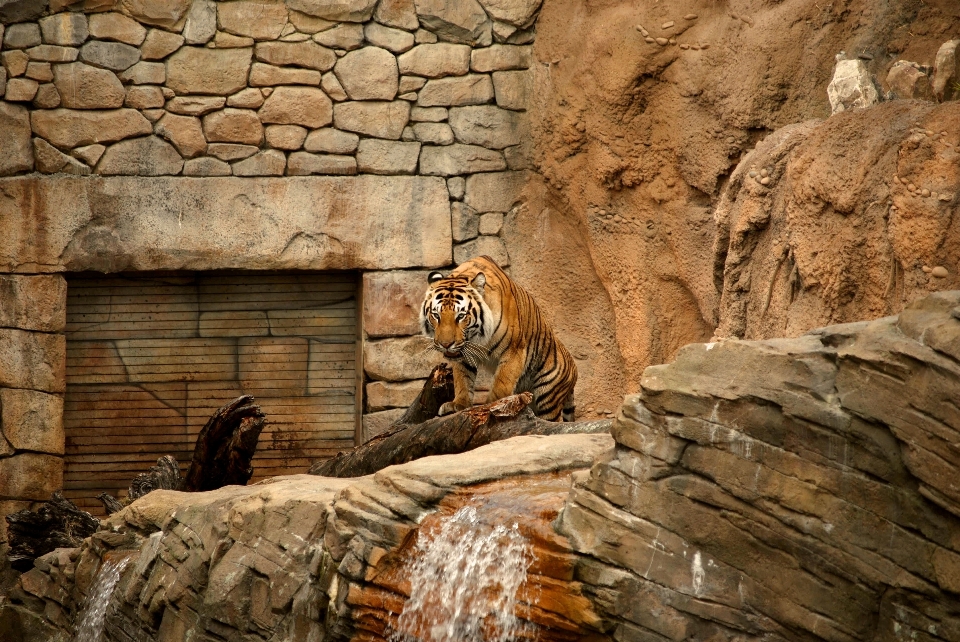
(488, 348, 526, 403)
(438, 360, 477, 415)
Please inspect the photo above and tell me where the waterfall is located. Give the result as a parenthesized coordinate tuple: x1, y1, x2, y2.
(73, 556, 131, 642)
(390, 505, 536, 642)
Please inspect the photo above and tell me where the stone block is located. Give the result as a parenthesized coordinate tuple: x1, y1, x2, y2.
(356, 139, 420, 174)
(121, 0, 193, 28)
(0, 275, 65, 333)
(166, 47, 252, 95)
(827, 58, 880, 115)
(447, 175, 464, 199)
(232, 149, 286, 176)
(448, 105, 521, 148)
(4, 23, 41, 49)
(464, 170, 526, 212)
(399, 75, 427, 93)
(183, 157, 231, 176)
(26, 44, 78, 62)
(375, 0, 419, 30)
(415, 27, 438, 43)
(98, 136, 184, 175)
(451, 202, 478, 241)
(476, 0, 541, 27)
(88, 12, 147, 46)
(287, 0, 378, 22)
(454, 235, 508, 266)
(419, 143, 505, 175)
(471, 44, 532, 72)
(39, 13, 89, 46)
(304, 127, 359, 153)
(25, 61, 52, 82)
(410, 106, 447, 121)
(227, 87, 264, 109)
(363, 269, 433, 337)
(207, 143, 258, 160)
(54, 62, 125, 109)
(335, 47, 399, 101)
(249, 62, 323, 86)
(0, 453, 63, 501)
(0, 102, 33, 176)
(203, 108, 264, 145)
(0, 175, 452, 272)
(333, 100, 410, 139)
(286, 151, 357, 175)
(259, 87, 333, 128)
(933, 40, 960, 101)
(363, 336, 442, 381)
(478, 212, 503, 235)
(0, 389, 64, 454)
(33, 138, 91, 174)
(412, 122, 454, 144)
(288, 10, 336, 33)
(31, 108, 152, 148)
(125, 85, 165, 109)
(79, 40, 140, 71)
(366, 379, 424, 411)
(362, 408, 405, 441)
(415, 0, 491, 46)
(492, 68, 531, 110)
(119, 61, 165, 85)
(215, 30, 255, 47)
(312, 23, 364, 49)
(155, 113, 206, 158)
(73, 144, 105, 166)
(886, 60, 934, 101)
(321, 71, 348, 100)
(265, 124, 307, 150)
(418, 74, 494, 107)
(398, 43, 470, 78)
(5, 77, 38, 102)
(0, 329, 65, 393)
(166, 96, 226, 115)
(32, 82, 60, 108)
(183, 0, 216, 44)
(3, 50, 30, 77)
(364, 22, 414, 53)
(255, 41, 336, 71)
(217, 1, 289, 40)
(141, 29, 184, 60)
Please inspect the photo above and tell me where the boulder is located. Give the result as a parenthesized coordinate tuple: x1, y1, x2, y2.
(418, 74, 495, 106)
(30, 108, 151, 148)
(334, 47, 399, 101)
(0, 389, 64, 454)
(414, 0, 491, 46)
(165, 47, 252, 95)
(258, 86, 333, 128)
(362, 269, 433, 337)
(97, 135, 184, 175)
(53, 62, 125, 109)
(333, 100, 410, 139)
(356, 139, 421, 174)
(887, 60, 935, 101)
(933, 40, 960, 102)
(216, 1, 288, 40)
(0, 102, 33, 175)
(397, 42, 471, 78)
(827, 58, 880, 114)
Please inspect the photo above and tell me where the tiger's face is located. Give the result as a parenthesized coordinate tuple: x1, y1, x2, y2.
(421, 271, 491, 365)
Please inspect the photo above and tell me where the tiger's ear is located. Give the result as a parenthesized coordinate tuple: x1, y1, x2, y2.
(471, 272, 486, 293)
(428, 271, 444, 283)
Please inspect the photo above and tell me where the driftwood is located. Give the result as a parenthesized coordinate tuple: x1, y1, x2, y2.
(129, 454, 183, 502)
(182, 395, 266, 492)
(308, 386, 611, 478)
(5, 491, 100, 571)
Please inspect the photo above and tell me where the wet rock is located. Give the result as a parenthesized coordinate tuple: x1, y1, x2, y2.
(827, 58, 880, 114)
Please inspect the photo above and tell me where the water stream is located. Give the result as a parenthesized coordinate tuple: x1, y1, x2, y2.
(73, 556, 131, 642)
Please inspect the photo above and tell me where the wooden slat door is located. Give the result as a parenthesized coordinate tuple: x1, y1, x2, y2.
(64, 271, 359, 516)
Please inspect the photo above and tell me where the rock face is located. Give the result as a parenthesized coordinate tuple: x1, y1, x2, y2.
(559, 291, 960, 641)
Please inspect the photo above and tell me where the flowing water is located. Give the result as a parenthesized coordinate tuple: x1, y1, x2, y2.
(73, 556, 131, 642)
(389, 504, 537, 642)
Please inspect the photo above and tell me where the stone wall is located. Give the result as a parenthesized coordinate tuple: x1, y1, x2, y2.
(0, 0, 545, 527)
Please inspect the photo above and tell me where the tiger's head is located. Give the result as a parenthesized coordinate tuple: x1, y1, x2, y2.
(420, 270, 492, 366)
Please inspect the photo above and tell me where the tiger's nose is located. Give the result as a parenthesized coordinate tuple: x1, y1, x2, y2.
(439, 340, 454, 349)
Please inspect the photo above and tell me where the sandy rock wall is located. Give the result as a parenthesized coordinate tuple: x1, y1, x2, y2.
(559, 290, 960, 641)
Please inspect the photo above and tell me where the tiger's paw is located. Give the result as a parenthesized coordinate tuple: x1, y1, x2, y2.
(438, 401, 468, 416)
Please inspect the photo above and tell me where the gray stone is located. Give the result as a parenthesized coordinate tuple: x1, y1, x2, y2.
(0, 328, 64, 392)
(465, 170, 526, 212)
(448, 105, 521, 148)
(118, 61, 165, 84)
(34, 137, 91, 174)
(333, 100, 410, 139)
(356, 139, 421, 174)
(287, 151, 357, 175)
(26, 45, 78, 62)
(364, 22, 415, 53)
(0, 175, 452, 272)
(312, 22, 364, 49)
(933, 40, 960, 101)
(374, 0, 419, 30)
(140, 28, 184, 60)
(183, 0, 217, 44)
(0, 0, 46, 23)
(0, 389, 64, 454)
(366, 379, 424, 411)
(418, 74, 494, 106)
(454, 234, 508, 266)
(231, 149, 287, 176)
(0, 274, 66, 333)
(32, 81, 60, 108)
(410, 105, 447, 121)
(165, 47, 252, 95)
(362, 269, 433, 337)
(303, 127, 359, 153)
(364, 335, 442, 381)
(0, 453, 63, 501)
(79, 40, 140, 71)
(217, 1, 289, 40)
(362, 408, 406, 441)
(476, 0, 542, 27)
(30, 108, 152, 148)
(183, 157, 232, 176)
(39, 12, 89, 46)
(166, 95, 226, 115)
(287, 0, 378, 21)
(827, 58, 880, 115)
(492, 68, 531, 109)
(98, 135, 184, 175)
(321, 71, 349, 100)
(886, 60, 934, 101)
(0, 102, 33, 176)
(255, 41, 337, 71)
(4, 77, 38, 101)
(414, 0, 491, 46)
(259, 87, 333, 128)
(88, 12, 147, 46)
(447, 175, 464, 199)
(0, 67, 6, 98)
(451, 201, 478, 241)
(398, 43, 470, 77)
(471, 44, 532, 72)
(4, 23, 41, 49)
(54, 62, 126, 109)
(419, 143, 505, 175)
(249, 62, 323, 86)
(412, 121, 454, 144)
(207, 143, 259, 160)
(335, 47, 399, 100)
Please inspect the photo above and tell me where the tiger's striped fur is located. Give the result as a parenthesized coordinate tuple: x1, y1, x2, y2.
(420, 256, 577, 422)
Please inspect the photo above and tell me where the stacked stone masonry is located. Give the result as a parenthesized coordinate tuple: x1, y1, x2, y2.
(0, 0, 541, 520)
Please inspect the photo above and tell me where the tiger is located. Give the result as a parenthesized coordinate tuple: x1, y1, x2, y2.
(420, 255, 578, 422)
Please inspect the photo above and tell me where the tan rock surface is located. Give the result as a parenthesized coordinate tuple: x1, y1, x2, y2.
(0, 102, 33, 175)
(265, 124, 307, 150)
(303, 127, 359, 153)
(363, 335, 441, 381)
(78, 40, 139, 71)
(88, 12, 146, 45)
(0, 274, 66, 333)
(155, 112, 206, 157)
(362, 269, 431, 337)
(0, 389, 64, 455)
(97, 135, 184, 175)
(397, 42, 470, 77)
(334, 46, 399, 101)
(53, 62, 124, 109)
(33, 137, 90, 174)
(414, 0, 491, 46)
(419, 143, 505, 175)
(0, 328, 65, 393)
(202, 108, 263, 145)
(30, 108, 151, 148)
(165, 46, 252, 95)
(217, 1, 288, 40)
(288, 0, 378, 22)
(333, 100, 409, 139)
(286, 151, 357, 175)
(448, 104, 520, 148)
(140, 28, 183, 59)
(183, 156, 231, 176)
(120, 0, 192, 28)
(418, 73, 494, 106)
(356, 138, 420, 175)
(165, 95, 225, 115)
(38, 12, 88, 46)
(365, 379, 424, 411)
(255, 40, 336, 71)
(0, 453, 63, 501)
(249, 62, 322, 86)
(259, 86, 333, 128)
(374, 0, 419, 30)
(118, 61, 165, 84)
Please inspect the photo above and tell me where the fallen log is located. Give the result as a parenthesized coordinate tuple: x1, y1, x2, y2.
(5, 492, 99, 572)
(308, 390, 611, 478)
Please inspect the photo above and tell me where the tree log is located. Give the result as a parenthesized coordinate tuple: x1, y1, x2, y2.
(182, 395, 266, 492)
(128, 455, 183, 501)
(308, 391, 611, 478)
(5, 492, 99, 571)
